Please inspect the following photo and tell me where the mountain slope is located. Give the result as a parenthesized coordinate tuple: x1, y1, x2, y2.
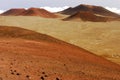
(0, 26, 120, 80)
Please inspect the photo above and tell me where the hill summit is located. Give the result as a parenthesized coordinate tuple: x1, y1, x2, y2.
(1, 7, 57, 18)
(60, 4, 120, 18)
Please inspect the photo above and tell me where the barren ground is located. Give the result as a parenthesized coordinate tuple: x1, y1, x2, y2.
(0, 16, 120, 64)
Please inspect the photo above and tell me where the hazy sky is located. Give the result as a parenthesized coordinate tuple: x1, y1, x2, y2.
(0, 0, 120, 10)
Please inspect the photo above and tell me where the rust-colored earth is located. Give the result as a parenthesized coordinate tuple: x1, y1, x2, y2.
(0, 26, 120, 80)
(1, 8, 57, 18)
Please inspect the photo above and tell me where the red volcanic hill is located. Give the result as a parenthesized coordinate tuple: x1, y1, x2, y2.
(0, 26, 120, 80)
(1, 8, 57, 18)
(1, 8, 26, 16)
(20, 7, 57, 18)
(63, 11, 119, 22)
(60, 4, 120, 18)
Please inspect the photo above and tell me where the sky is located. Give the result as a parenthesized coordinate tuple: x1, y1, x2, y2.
(0, 0, 120, 13)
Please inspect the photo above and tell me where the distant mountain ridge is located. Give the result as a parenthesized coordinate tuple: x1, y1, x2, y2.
(1, 7, 57, 18)
(60, 4, 120, 18)
(61, 4, 120, 22)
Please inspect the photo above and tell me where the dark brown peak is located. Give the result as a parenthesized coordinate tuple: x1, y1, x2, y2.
(75, 4, 91, 8)
(61, 4, 120, 18)
(79, 4, 99, 8)
(60, 4, 93, 15)
(74, 4, 102, 11)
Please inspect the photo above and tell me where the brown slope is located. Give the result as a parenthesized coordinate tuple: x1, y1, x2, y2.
(63, 11, 119, 22)
(60, 4, 120, 18)
(0, 26, 120, 80)
(1, 8, 26, 16)
(0, 26, 66, 44)
(19, 7, 57, 18)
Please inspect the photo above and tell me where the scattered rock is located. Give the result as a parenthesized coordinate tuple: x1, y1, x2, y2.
(11, 72, 14, 75)
(44, 75, 48, 77)
(40, 76, 44, 80)
(16, 73, 20, 75)
(56, 77, 60, 80)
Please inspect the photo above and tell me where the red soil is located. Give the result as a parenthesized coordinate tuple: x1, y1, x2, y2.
(60, 4, 120, 18)
(63, 11, 119, 22)
(0, 26, 120, 80)
(1, 8, 26, 16)
(1, 8, 57, 18)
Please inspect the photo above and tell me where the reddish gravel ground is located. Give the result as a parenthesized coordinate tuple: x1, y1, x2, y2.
(0, 26, 120, 80)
